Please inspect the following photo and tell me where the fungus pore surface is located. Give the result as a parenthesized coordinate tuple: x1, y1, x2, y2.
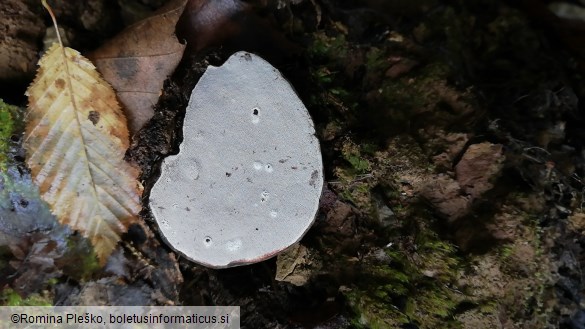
(149, 52, 323, 268)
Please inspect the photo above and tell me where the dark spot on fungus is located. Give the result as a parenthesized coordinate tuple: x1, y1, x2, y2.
(226, 172, 232, 177)
(309, 170, 319, 187)
(253, 108, 259, 115)
(88, 111, 100, 125)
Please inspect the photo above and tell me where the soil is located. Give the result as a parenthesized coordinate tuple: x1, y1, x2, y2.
(1, 0, 585, 328)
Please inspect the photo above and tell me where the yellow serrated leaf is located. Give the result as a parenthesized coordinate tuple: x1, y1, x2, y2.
(25, 43, 143, 264)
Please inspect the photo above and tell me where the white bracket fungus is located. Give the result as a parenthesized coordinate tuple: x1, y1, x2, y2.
(149, 52, 323, 268)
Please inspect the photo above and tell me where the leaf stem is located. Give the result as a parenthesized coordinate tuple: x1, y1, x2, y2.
(41, 0, 63, 48)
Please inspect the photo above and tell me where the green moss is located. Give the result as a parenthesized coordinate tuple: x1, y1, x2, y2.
(346, 156, 370, 174)
(478, 300, 499, 314)
(0, 99, 20, 170)
(343, 212, 466, 328)
(77, 249, 100, 281)
(378, 62, 449, 109)
(347, 269, 463, 328)
(334, 137, 464, 327)
(346, 290, 410, 329)
(307, 5, 554, 328)
(340, 139, 372, 173)
(0, 288, 52, 306)
(337, 179, 371, 208)
(62, 236, 101, 281)
(498, 244, 514, 261)
(331, 138, 380, 208)
(336, 134, 467, 326)
(406, 286, 460, 326)
(417, 233, 460, 281)
(309, 31, 349, 62)
(365, 47, 390, 77)
(314, 66, 334, 85)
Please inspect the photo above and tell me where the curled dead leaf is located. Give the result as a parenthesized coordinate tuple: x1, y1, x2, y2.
(276, 244, 319, 286)
(89, 0, 187, 135)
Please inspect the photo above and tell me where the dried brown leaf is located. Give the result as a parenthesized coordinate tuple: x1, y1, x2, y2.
(89, 0, 187, 135)
(275, 244, 317, 286)
(25, 43, 143, 264)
